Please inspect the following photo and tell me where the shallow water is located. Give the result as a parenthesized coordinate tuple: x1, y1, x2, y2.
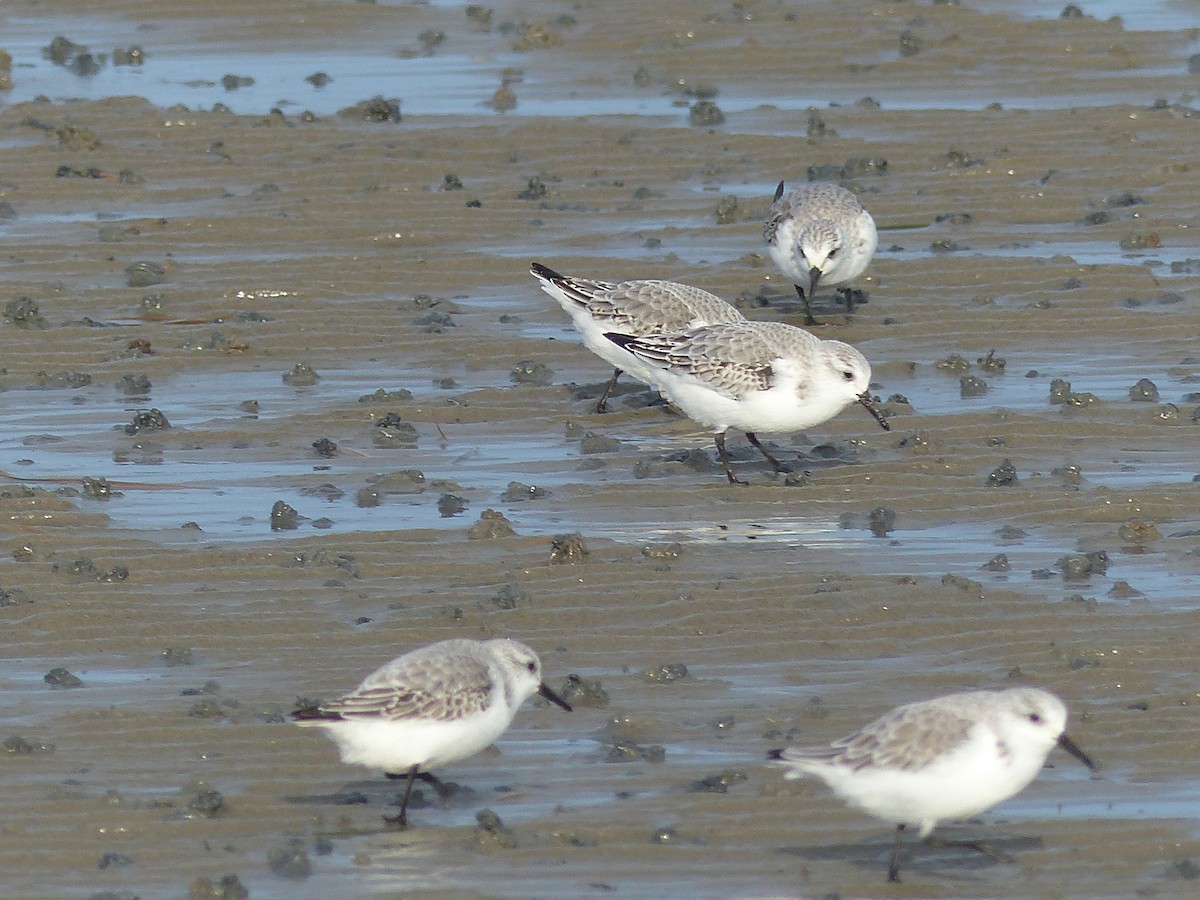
(2, 1, 1200, 898)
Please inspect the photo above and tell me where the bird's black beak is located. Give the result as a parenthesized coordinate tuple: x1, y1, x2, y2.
(808, 266, 822, 298)
(1057, 732, 1097, 772)
(539, 682, 573, 712)
(858, 392, 890, 431)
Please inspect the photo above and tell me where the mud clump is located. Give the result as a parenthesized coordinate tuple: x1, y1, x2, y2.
(467, 509, 516, 539)
(605, 739, 665, 763)
(934, 353, 971, 374)
(270, 500, 301, 531)
(311, 437, 338, 458)
(941, 573, 984, 597)
(117, 374, 152, 395)
(1119, 518, 1161, 546)
(976, 350, 1006, 373)
(713, 195, 739, 224)
(986, 459, 1018, 487)
(184, 782, 225, 819)
(690, 769, 748, 793)
(373, 414, 419, 448)
(337, 96, 401, 123)
(487, 584, 528, 610)
(267, 845, 312, 878)
(125, 408, 170, 434)
(160, 647, 193, 667)
(125, 260, 168, 287)
(557, 674, 610, 708)
(517, 175, 548, 200)
(501, 481, 551, 502)
(550, 532, 589, 563)
(283, 363, 320, 387)
(35, 371, 92, 389)
(473, 808, 518, 850)
(3, 735, 55, 755)
(868, 506, 896, 537)
(359, 388, 413, 404)
(44, 667, 83, 688)
(437, 493, 468, 517)
(1109, 580, 1145, 600)
(1129, 378, 1159, 401)
(960, 375, 987, 397)
(644, 662, 688, 683)
(189, 874, 249, 899)
(689, 100, 725, 127)
(367, 470, 426, 494)
(81, 476, 116, 500)
(510, 359, 554, 385)
(3, 297, 45, 328)
(982, 553, 1010, 572)
(1053, 551, 1107, 583)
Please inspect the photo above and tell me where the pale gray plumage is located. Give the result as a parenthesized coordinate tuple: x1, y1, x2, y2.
(607, 321, 888, 484)
(532, 261, 744, 411)
(765, 181, 877, 325)
(770, 687, 1097, 883)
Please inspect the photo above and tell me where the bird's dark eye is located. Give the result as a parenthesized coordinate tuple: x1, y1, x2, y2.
(842, 370, 855, 382)
(827, 248, 839, 258)
(526, 661, 538, 673)
(1028, 713, 1041, 723)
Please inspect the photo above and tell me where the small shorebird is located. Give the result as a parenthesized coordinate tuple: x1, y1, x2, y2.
(532, 261, 745, 412)
(293, 638, 572, 828)
(764, 181, 877, 325)
(606, 320, 888, 484)
(769, 687, 1097, 883)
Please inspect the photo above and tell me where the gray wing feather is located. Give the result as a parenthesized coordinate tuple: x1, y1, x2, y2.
(322, 645, 493, 722)
(619, 320, 825, 398)
(589, 282, 742, 333)
(830, 702, 975, 772)
(765, 182, 865, 244)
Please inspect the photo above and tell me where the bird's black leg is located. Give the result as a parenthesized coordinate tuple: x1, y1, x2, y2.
(795, 285, 817, 327)
(595, 368, 623, 414)
(745, 432, 791, 474)
(714, 432, 747, 485)
(887, 823, 907, 883)
(382, 763, 421, 829)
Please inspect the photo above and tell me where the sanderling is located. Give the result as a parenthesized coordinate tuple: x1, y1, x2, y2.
(768, 687, 1097, 883)
(293, 637, 572, 828)
(531, 261, 745, 412)
(764, 181, 877, 326)
(605, 321, 888, 484)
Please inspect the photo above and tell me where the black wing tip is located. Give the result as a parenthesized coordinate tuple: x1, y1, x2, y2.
(604, 331, 638, 349)
(290, 701, 343, 722)
(530, 261, 560, 280)
(773, 180, 786, 201)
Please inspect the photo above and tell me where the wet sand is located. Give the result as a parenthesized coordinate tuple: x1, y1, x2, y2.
(2, 1, 1200, 898)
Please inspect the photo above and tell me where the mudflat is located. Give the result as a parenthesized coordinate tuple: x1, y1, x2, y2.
(1, 2, 1198, 898)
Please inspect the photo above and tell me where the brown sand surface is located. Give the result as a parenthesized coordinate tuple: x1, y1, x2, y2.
(1, 1, 1199, 898)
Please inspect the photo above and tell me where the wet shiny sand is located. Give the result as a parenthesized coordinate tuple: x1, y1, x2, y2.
(1, 1, 1199, 897)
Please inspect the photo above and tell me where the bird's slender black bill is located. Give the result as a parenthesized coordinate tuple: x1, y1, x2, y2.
(858, 392, 890, 431)
(1057, 732, 1097, 771)
(539, 682, 573, 712)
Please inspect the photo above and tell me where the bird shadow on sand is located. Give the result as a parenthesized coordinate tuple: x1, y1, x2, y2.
(777, 831, 1046, 883)
(284, 776, 479, 813)
(738, 285, 868, 321)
